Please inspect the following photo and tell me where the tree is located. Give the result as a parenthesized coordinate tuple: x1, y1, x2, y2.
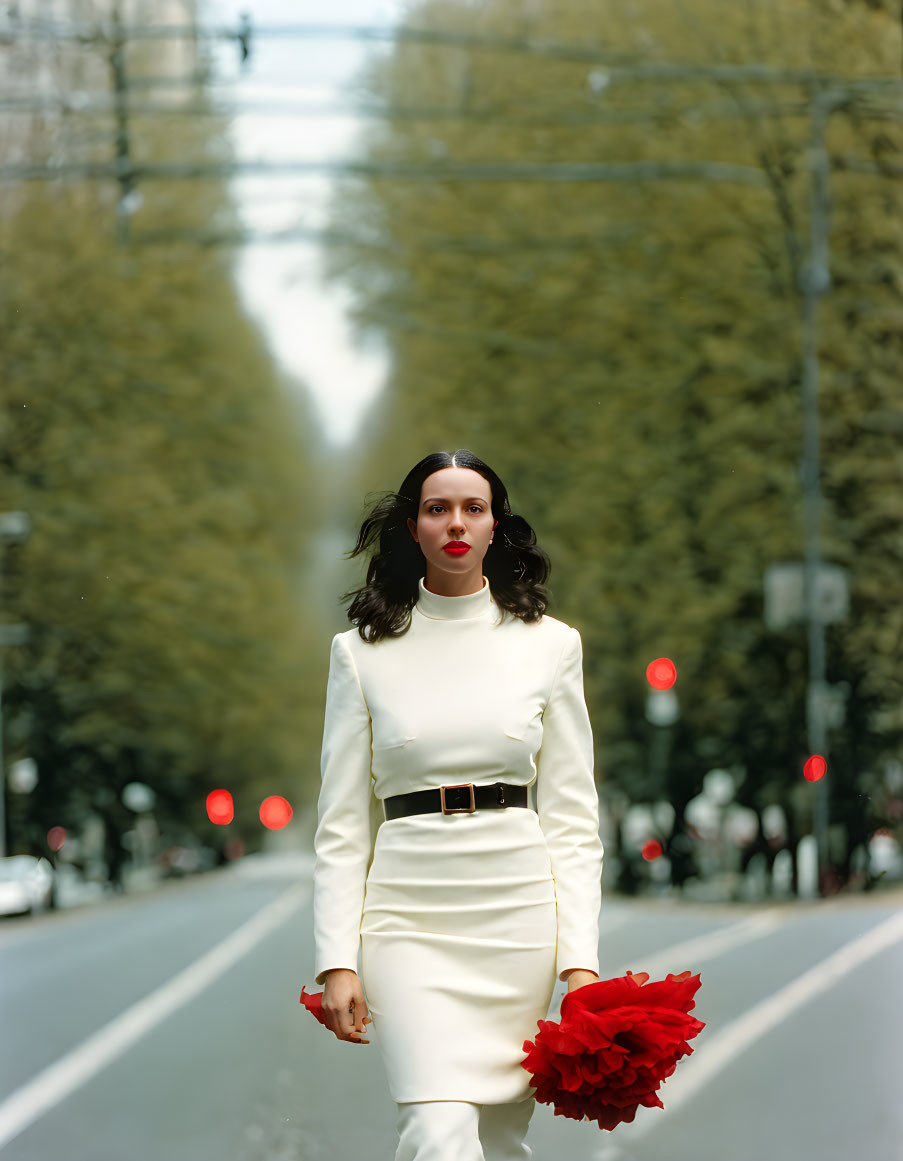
(1, 27, 323, 861)
(323, 0, 903, 891)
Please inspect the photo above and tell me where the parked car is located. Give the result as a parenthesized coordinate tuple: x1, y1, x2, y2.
(0, 856, 55, 916)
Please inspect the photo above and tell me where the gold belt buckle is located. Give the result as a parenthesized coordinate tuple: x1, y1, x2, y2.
(440, 782, 476, 814)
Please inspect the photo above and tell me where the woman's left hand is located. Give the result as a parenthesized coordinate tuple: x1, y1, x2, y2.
(564, 968, 600, 993)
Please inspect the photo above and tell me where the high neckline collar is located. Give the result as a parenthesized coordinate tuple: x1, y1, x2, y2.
(414, 574, 494, 621)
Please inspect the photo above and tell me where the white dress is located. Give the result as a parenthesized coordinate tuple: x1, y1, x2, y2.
(312, 574, 604, 1104)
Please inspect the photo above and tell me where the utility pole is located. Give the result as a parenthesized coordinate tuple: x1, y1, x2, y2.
(763, 85, 851, 898)
(799, 87, 846, 895)
(109, 0, 139, 244)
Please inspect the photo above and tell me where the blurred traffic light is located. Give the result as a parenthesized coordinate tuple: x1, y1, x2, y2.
(259, 795, 292, 830)
(645, 656, 677, 690)
(206, 788, 234, 825)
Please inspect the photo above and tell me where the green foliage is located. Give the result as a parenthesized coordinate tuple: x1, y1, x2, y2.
(1, 170, 319, 856)
(324, 0, 903, 873)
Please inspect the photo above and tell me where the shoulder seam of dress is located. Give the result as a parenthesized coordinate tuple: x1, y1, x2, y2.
(335, 632, 371, 717)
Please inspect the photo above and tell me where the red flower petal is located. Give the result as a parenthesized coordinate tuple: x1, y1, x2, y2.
(521, 970, 706, 1131)
(299, 985, 329, 1027)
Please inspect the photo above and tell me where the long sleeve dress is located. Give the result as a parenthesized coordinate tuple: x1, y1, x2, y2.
(312, 574, 604, 1104)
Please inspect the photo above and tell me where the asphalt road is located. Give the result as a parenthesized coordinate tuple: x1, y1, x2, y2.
(0, 853, 900, 1161)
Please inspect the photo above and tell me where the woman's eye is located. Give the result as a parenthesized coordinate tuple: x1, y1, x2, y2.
(429, 505, 484, 514)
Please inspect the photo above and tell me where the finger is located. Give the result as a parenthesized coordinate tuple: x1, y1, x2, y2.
(348, 1016, 369, 1043)
(352, 997, 370, 1030)
(350, 999, 370, 1042)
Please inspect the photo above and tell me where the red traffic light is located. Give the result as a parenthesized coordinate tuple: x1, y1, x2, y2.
(646, 657, 677, 691)
(206, 789, 234, 825)
(259, 795, 293, 831)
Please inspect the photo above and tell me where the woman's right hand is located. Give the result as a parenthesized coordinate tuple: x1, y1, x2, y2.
(321, 968, 372, 1045)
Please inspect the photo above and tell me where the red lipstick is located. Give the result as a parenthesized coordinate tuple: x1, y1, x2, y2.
(443, 542, 471, 555)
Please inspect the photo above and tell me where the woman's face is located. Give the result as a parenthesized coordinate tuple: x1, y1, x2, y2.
(406, 466, 497, 592)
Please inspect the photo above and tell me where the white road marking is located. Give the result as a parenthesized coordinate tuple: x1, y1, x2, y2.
(593, 905, 903, 1155)
(615, 907, 788, 979)
(0, 880, 309, 1151)
(551, 910, 785, 1041)
(223, 851, 316, 880)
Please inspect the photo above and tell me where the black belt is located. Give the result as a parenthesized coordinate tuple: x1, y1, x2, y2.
(383, 781, 531, 820)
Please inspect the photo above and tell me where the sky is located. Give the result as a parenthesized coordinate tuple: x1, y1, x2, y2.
(201, 0, 412, 449)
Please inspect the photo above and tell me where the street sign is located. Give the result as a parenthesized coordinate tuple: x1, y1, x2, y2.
(763, 562, 849, 630)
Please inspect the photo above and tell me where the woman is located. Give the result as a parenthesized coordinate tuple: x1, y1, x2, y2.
(313, 449, 604, 1161)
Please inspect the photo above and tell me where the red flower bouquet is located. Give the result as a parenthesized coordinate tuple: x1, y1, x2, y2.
(299, 986, 329, 1027)
(521, 969, 705, 1131)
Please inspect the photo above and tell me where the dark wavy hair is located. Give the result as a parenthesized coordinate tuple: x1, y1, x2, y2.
(341, 450, 552, 643)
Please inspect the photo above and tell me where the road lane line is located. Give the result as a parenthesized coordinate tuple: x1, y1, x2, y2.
(0, 855, 316, 952)
(614, 907, 788, 979)
(0, 880, 309, 1151)
(593, 905, 903, 1154)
